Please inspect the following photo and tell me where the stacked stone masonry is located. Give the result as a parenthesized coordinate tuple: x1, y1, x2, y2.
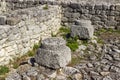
(0, 4, 61, 65)
(61, 1, 120, 29)
(0, 0, 120, 65)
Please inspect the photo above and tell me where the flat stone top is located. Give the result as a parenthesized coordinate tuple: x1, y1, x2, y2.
(41, 37, 66, 46)
(75, 20, 92, 26)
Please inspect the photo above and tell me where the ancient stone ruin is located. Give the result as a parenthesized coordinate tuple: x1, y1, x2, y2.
(0, 0, 120, 65)
(0, 0, 119, 80)
(5, 38, 80, 80)
(71, 20, 94, 39)
(35, 37, 71, 69)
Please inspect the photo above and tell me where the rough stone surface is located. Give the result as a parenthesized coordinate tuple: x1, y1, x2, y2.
(0, 16, 6, 25)
(6, 72, 22, 80)
(35, 38, 71, 69)
(71, 20, 94, 39)
(0, 5, 61, 65)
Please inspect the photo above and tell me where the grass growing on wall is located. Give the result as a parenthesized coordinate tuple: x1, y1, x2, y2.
(0, 66, 9, 75)
(11, 43, 40, 69)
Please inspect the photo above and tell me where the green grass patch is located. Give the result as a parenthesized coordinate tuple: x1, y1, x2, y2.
(33, 44, 40, 51)
(58, 27, 79, 52)
(13, 63, 19, 69)
(27, 50, 34, 57)
(94, 28, 120, 36)
(66, 37, 79, 52)
(97, 38, 104, 44)
(59, 27, 70, 34)
(0, 66, 9, 75)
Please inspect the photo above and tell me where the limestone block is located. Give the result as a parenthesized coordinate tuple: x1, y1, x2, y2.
(116, 4, 120, 11)
(5, 72, 22, 80)
(5, 46, 14, 53)
(71, 20, 94, 39)
(0, 38, 8, 45)
(0, 16, 6, 25)
(0, 49, 5, 57)
(8, 34, 21, 41)
(0, 29, 5, 35)
(94, 5, 103, 10)
(102, 4, 109, 10)
(6, 17, 21, 26)
(35, 38, 71, 69)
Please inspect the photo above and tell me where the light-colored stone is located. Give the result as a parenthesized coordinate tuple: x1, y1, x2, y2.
(0, 16, 6, 25)
(71, 20, 94, 39)
(100, 72, 110, 76)
(72, 73, 82, 80)
(5, 72, 22, 80)
(62, 67, 80, 75)
(0, 49, 5, 57)
(35, 37, 71, 69)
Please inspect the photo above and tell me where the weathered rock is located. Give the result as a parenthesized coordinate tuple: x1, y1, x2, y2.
(40, 37, 66, 50)
(100, 72, 110, 76)
(35, 37, 71, 69)
(62, 67, 80, 75)
(17, 64, 31, 75)
(6, 17, 21, 26)
(0, 16, 6, 25)
(103, 76, 113, 80)
(71, 73, 82, 80)
(71, 20, 94, 39)
(86, 63, 93, 68)
(5, 72, 22, 80)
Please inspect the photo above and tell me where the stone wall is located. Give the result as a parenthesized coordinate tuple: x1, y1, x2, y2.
(0, 0, 7, 14)
(0, 5, 61, 65)
(4, 0, 120, 29)
(61, 1, 120, 29)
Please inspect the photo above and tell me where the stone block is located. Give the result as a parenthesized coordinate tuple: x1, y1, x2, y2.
(115, 16, 120, 21)
(85, 4, 93, 10)
(91, 16, 101, 21)
(102, 4, 109, 10)
(72, 13, 80, 18)
(116, 4, 120, 11)
(5, 72, 21, 80)
(94, 5, 103, 10)
(95, 10, 102, 15)
(81, 9, 89, 14)
(116, 26, 120, 30)
(69, 3, 79, 9)
(89, 10, 96, 15)
(71, 20, 94, 39)
(0, 49, 5, 57)
(0, 16, 6, 25)
(64, 12, 72, 18)
(35, 38, 71, 69)
(6, 17, 21, 26)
